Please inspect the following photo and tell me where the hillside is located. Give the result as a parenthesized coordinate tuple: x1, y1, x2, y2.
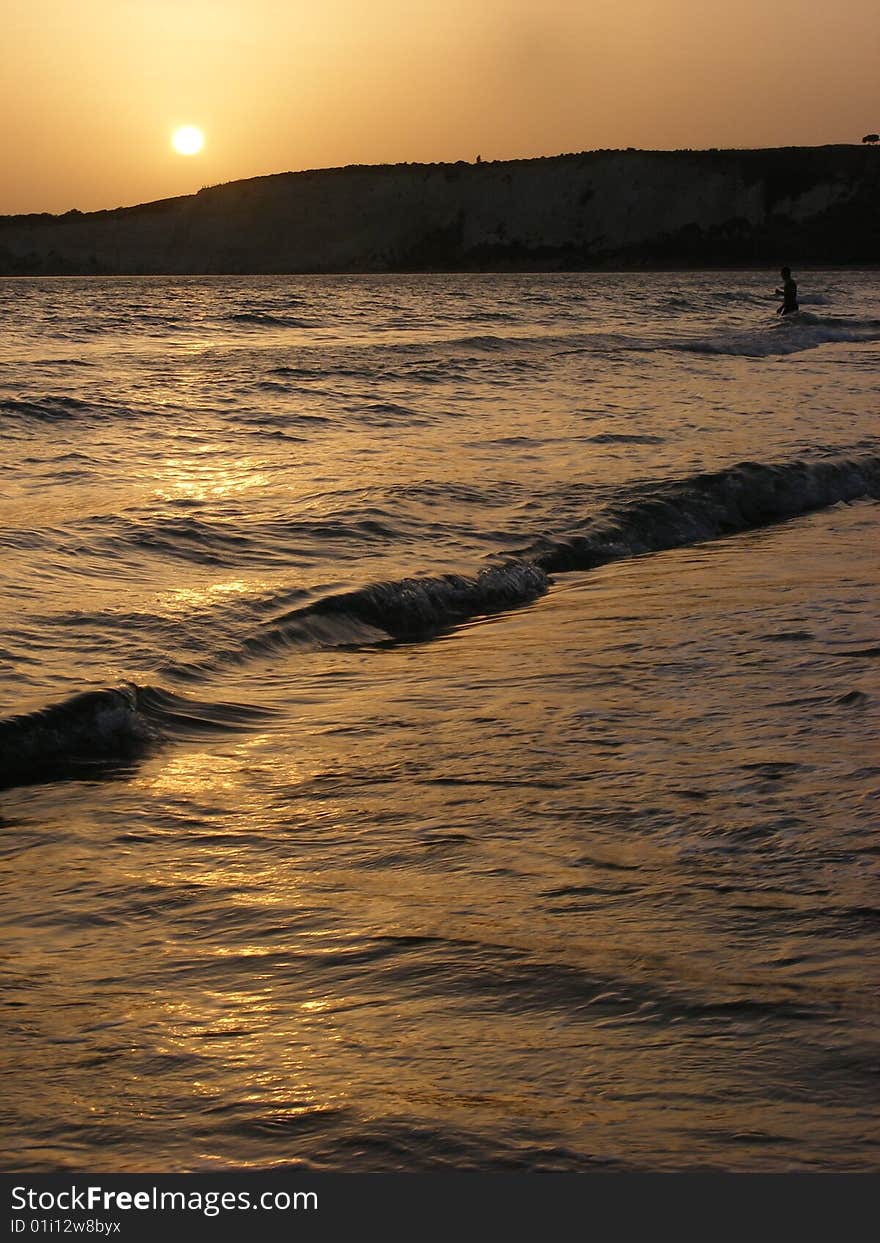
(1, 146, 878, 274)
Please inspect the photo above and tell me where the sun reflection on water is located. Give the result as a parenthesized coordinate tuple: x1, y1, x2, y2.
(156, 577, 268, 614)
(153, 454, 270, 504)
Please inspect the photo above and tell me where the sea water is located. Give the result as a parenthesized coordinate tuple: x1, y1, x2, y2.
(1, 271, 879, 1172)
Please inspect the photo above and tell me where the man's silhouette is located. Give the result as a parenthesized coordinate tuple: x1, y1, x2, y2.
(775, 266, 799, 316)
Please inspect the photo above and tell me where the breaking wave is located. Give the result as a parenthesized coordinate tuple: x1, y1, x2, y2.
(677, 315, 880, 358)
(0, 686, 271, 790)
(261, 562, 549, 645)
(3, 451, 877, 791)
(520, 454, 880, 572)
(0, 686, 151, 788)
(151, 451, 880, 676)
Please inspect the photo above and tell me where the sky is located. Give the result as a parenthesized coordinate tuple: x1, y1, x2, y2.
(1, 0, 878, 215)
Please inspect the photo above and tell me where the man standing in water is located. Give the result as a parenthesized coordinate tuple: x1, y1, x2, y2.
(775, 266, 799, 315)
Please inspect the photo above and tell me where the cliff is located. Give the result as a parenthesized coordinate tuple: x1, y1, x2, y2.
(1, 146, 878, 274)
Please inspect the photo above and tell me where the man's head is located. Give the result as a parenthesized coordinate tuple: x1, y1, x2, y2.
(781, 266, 791, 278)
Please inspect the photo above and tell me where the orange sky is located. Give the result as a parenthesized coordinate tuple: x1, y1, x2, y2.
(2, 0, 878, 215)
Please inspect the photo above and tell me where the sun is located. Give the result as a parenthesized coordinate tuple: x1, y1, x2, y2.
(171, 125, 205, 156)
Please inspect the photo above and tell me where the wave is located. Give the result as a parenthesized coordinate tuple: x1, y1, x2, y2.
(46, 505, 431, 568)
(262, 562, 549, 645)
(1, 395, 98, 423)
(0, 686, 151, 789)
(678, 315, 880, 358)
(225, 312, 316, 328)
(521, 454, 880, 573)
(1, 394, 150, 425)
(174, 452, 879, 670)
(580, 432, 665, 445)
(350, 401, 430, 427)
(0, 685, 271, 791)
(164, 563, 552, 677)
(5, 452, 878, 791)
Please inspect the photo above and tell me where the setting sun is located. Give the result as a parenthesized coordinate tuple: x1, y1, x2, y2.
(171, 125, 205, 156)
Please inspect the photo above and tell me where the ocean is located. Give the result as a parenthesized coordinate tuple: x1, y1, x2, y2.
(1, 271, 879, 1173)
